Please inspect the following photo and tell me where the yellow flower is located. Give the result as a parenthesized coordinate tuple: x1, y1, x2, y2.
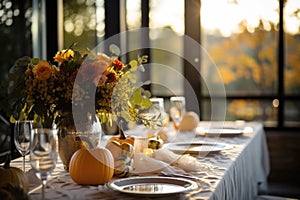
(53, 49, 75, 62)
(32, 61, 53, 81)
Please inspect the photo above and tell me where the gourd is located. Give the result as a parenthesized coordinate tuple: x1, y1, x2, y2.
(107, 126, 135, 146)
(178, 111, 199, 131)
(148, 137, 164, 150)
(0, 154, 29, 193)
(69, 148, 114, 185)
(105, 127, 134, 177)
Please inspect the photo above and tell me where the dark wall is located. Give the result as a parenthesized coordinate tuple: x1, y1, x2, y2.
(265, 130, 300, 198)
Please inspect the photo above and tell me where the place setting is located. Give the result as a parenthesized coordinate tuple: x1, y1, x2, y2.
(103, 97, 221, 197)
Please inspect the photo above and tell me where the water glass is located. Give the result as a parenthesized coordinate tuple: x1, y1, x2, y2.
(149, 98, 166, 136)
(30, 128, 57, 199)
(14, 120, 33, 171)
(170, 96, 186, 129)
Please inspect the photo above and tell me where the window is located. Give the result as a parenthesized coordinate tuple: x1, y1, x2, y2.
(284, 0, 300, 127)
(200, 0, 279, 126)
(0, 0, 32, 81)
(199, 0, 300, 128)
(63, 0, 103, 50)
(0, 0, 33, 157)
(148, 0, 185, 97)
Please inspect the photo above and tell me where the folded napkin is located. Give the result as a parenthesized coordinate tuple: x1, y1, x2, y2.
(153, 148, 209, 172)
(132, 148, 208, 175)
(132, 153, 184, 175)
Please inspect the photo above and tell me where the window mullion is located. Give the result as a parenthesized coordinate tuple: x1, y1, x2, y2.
(140, 0, 150, 91)
(184, 0, 202, 118)
(278, 0, 285, 128)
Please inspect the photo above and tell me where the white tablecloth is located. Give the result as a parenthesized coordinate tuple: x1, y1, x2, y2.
(201, 122, 270, 200)
(10, 121, 270, 200)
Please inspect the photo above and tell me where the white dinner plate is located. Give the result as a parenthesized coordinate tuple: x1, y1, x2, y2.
(165, 141, 232, 154)
(196, 126, 253, 137)
(107, 176, 198, 196)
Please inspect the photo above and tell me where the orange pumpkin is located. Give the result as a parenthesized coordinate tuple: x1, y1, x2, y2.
(0, 155, 29, 193)
(69, 148, 114, 185)
(107, 127, 135, 146)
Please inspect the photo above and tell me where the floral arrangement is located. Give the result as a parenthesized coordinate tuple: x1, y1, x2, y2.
(5, 44, 153, 128)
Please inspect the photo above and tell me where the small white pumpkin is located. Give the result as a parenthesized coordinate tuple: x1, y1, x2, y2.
(178, 112, 199, 131)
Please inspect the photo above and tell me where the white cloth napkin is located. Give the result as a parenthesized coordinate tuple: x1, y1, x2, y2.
(132, 153, 184, 175)
(153, 148, 208, 172)
(132, 148, 208, 175)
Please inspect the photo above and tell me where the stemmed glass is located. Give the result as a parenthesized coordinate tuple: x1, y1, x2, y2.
(142, 98, 166, 138)
(169, 96, 186, 129)
(150, 98, 166, 136)
(30, 128, 57, 200)
(14, 120, 33, 172)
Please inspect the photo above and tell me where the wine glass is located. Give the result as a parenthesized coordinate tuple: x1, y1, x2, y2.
(148, 98, 166, 137)
(14, 120, 33, 172)
(30, 128, 57, 199)
(169, 96, 186, 129)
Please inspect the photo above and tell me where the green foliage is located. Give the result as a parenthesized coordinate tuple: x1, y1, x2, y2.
(0, 57, 31, 120)
(130, 88, 152, 109)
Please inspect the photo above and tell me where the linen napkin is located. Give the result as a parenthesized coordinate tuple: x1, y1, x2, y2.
(132, 148, 208, 175)
(153, 148, 209, 172)
(132, 152, 185, 175)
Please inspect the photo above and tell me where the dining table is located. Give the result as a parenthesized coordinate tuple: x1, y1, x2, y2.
(10, 121, 270, 200)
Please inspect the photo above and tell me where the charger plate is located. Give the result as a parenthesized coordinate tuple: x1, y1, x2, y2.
(165, 141, 232, 154)
(107, 176, 198, 196)
(196, 126, 253, 137)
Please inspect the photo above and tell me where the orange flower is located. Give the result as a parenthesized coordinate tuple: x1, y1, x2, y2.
(32, 61, 53, 81)
(25, 68, 32, 76)
(106, 73, 117, 82)
(54, 49, 75, 62)
(112, 59, 124, 71)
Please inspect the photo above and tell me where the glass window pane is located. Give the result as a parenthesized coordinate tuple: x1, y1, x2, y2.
(126, 0, 141, 29)
(202, 99, 278, 127)
(201, 0, 279, 96)
(0, 0, 32, 155)
(285, 100, 300, 127)
(0, 0, 32, 81)
(63, 0, 102, 49)
(284, 0, 300, 95)
(149, 0, 184, 96)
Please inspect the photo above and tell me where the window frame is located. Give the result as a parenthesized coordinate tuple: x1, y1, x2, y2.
(44, 0, 299, 130)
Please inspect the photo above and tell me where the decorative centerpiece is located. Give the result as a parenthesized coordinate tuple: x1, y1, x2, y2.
(5, 43, 156, 170)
